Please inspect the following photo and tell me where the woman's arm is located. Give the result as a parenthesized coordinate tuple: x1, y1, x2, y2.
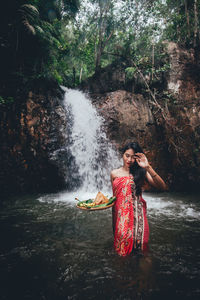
(145, 165, 168, 191)
(110, 170, 117, 186)
(110, 171, 114, 184)
(134, 153, 168, 191)
(110, 169, 121, 187)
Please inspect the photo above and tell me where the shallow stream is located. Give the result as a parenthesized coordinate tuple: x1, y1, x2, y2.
(1, 191, 200, 300)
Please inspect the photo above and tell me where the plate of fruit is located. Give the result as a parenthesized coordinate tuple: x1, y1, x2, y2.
(76, 192, 116, 211)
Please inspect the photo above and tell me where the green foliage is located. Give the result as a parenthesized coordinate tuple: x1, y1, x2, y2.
(0, 0, 80, 100)
(125, 67, 137, 80)
(162, 0, 200, 47)
(163, 91, 177, 103)
(0, 96, 15, 106)
(1, 0, 200, 97)
(53, 70, 63, 84)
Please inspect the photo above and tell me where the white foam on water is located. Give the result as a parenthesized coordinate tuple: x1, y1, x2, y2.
(144, 193, 200, 220)
(38, 189, 113, 205)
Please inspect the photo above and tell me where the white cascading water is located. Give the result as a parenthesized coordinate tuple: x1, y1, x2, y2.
(39, 87, 120, 203)
(61, 87, 120, 197)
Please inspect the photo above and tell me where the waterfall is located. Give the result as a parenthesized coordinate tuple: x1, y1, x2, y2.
(62, 87, 120, 194)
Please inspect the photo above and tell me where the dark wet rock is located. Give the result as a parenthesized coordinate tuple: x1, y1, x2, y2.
(0, 89, 69, 196)
(80, 61, 127, 94)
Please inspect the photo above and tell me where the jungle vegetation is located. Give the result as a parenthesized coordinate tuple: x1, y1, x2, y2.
(0, 0, 200, 103)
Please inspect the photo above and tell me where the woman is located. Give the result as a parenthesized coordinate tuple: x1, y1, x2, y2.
(111, 141, 167, 256)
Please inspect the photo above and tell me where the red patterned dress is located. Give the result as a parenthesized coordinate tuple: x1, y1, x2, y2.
(112, 175, 149, 256)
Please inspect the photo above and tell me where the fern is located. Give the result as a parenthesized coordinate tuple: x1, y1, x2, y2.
(18, 4, 39, 35)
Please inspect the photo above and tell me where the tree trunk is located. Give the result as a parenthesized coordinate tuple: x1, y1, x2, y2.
(184, 0, 190, 41)
(79, 66, 83, 83)
(95, 1, 103, 72)
(73, 67, 76, 87)
(95, 0, 113, 73)
(194, 0, 198, 47)
(95, 38, 103, 72)
(152, 42, 154, 81)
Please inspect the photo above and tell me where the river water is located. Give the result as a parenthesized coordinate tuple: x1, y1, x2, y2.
(0, 191, 200, 300)
(1, 90, 200, 299)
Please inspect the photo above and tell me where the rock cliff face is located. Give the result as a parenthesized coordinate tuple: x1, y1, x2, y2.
(0, 89, 69, 196)
(91, 91, 170, 188)
(83, 42, 200, 191)
(80, 62, 127, 94)
(160, 42, 200, 190)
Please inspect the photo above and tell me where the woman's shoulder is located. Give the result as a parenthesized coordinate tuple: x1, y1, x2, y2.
(111, 168, 121, 183)
(111, 167, 126, 180)
(111, 168, 122, 176)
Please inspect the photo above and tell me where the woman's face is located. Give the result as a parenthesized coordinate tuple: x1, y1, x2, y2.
(123, 148, 135, 168)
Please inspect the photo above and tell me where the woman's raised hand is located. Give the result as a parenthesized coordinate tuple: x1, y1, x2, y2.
(134, 152, 168, 191)
(134, 153, 149, 169)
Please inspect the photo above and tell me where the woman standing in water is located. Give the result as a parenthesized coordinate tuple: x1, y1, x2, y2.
(111, 141, 167, 256)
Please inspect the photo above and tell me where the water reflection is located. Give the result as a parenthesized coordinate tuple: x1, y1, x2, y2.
(0, 192, 200, 299)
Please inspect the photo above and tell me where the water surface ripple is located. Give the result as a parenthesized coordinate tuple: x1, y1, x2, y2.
(0, 191, 200, 300)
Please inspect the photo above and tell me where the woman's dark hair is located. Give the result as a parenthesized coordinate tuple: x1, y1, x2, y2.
(121, 141, 146, 196)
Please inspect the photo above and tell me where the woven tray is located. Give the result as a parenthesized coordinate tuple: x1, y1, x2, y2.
(76, 201, 115, 211)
